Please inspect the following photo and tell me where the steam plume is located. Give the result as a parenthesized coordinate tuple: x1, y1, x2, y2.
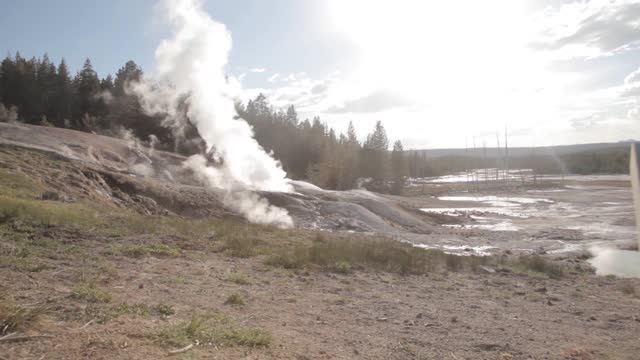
(589, 246, 640, 278)
(131, 0, 292, 227)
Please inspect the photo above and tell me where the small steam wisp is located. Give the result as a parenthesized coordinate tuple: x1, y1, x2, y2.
(131, 0, 292, 227)
(588, 246, 640, 278)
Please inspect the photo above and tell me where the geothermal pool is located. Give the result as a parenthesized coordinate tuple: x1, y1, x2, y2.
(414, 174, 635, 256)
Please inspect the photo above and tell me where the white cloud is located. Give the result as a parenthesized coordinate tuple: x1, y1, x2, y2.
(531, 0, 640, 58)
(267, 73, 280, 82)
(625, 67, 640, 85)
(326, 89, 412, 114)
(249, 67, 265, 73)
(243, 72, 340, 112)
(241, 1, 640, 147)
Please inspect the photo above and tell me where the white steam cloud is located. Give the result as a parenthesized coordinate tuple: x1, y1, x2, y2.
(589, 246, 640, 278)
(131, 0, 292, 227)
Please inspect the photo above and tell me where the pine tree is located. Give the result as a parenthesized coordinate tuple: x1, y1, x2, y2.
(0, 55, 16, 111)
(285, 105, 298, 125)
(20, 56, 39, 122)
(101, 74, 114, 92)
(113, 60, 142, 96)
(391, 140, 407, 194)
(36, 53, 57, 121)
(361, 121, 390, 183)
(52, 59, 73, 127)
(369, 121, 389, 151)
(73, 58, 100, 127)
(347, 121, 358, 145)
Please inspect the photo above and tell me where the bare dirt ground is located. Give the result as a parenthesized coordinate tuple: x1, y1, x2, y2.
(2, 221, 640, 360)
(1, 124, 640, 359)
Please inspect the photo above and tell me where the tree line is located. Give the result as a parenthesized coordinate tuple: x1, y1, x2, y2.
(405, 147, 629, 177)
(236, 94, 408, 192)
(0, 53, 412, 193)
(3, 52, 621, 191)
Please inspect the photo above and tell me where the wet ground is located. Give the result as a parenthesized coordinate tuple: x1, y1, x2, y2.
(414, 175, 635, 256)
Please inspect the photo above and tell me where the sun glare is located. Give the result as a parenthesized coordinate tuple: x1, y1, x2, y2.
(326, 0, 565, 143)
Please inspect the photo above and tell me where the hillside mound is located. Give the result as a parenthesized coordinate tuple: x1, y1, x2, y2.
(0, 123, 434, 234)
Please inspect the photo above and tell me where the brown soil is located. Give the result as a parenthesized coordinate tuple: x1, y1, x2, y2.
(1, 124, 640, 359)
(2, 226, 640, 360)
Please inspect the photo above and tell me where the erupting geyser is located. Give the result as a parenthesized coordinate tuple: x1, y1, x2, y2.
(130, 0, 293, 227)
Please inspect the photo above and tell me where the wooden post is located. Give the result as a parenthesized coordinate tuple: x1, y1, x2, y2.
(630, 143, 640, 249)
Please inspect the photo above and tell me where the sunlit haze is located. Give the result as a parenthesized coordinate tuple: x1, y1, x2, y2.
(2, 0, 640, 148)
(246, 0, 640, 148)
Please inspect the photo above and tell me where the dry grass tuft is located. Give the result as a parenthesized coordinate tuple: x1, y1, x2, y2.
(224, 293, 246, 306)
(150, 312, 271, 348)
(226, 272, 250, 285)
(109, 243, 181, 258)
(72, 280, 112, 303)
(513, 255, 564, 279)
(0, 293, 46, 335)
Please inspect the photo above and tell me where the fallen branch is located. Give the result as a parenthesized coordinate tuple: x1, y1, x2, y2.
(0, 334, 54, 343)
(0, 332, 16, 341)
(168, 343, 194, 355)
(79, 319, 96, 330)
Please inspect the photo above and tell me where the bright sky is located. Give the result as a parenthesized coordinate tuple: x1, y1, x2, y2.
(2, 0, 640, 148)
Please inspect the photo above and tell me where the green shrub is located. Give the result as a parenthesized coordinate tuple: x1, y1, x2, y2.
(264, 246, 307, 269)
(330, 261, 352, 274)
(226, 272, 250, 285)
(109, 243, 180, 258)
(224, 293, 246, 306)
(515, 255, 564, 279)
(72, 281, 112, 303)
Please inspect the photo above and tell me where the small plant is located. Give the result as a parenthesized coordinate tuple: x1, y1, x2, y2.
(0, 255, 49, 272)
(226, 272, 250, 285)
(330, 261, 352, 274)
(72, 280, 112, 303)
(86, 302, 175, 324)
(264, 251, 305, 269)
(109, 243, 181, 258)
(515, 255, 564, 279)
(0, 294, 45, 335)
(150, 312, 271, 348)
(221, 234, 259, 258)
(225, 293, 246, 306)
(154, 303, 176, 317)
(116, 303, 175, 317)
